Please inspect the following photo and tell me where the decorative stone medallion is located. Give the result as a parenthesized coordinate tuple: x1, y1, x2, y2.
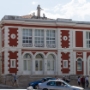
(11, 34, 16, 39)
(63, 36, 68, 41)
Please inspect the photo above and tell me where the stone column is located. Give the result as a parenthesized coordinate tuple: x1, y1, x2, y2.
(32, 58, 35, 75)
(43, 58, 47, 75)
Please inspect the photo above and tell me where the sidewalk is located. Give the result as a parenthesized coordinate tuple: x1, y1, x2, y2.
(0, 84, 14, 89)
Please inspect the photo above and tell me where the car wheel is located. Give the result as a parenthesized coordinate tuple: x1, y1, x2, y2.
(35, 85, 39, 89)
(43, 88, 48, 90)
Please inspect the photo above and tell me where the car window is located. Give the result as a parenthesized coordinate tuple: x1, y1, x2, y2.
(56, 81, 66, 87)
(47, 81, 55, 86)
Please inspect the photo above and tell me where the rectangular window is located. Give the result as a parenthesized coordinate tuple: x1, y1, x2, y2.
(46, 30, 56, 48)
(63, 60, 68, 68)
(34, 29, 44, 47)
(86, 32, 90, 48)
(22, 29, 32, 47)
(10, 59, 16, 68)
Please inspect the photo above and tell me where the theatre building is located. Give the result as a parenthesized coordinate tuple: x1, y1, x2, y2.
(0, 5, 90, 76)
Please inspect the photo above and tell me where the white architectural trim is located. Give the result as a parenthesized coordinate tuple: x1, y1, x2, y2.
(83, 31, 86, 48)
(32, 28, 34, 47)
(22, 51, 33, 58)
(18, 27, 22, 47)
(83, 52, 86, 75)
(46, 52, 57, 58)
(5, 49, 9, 74)
(34, 52, 45, 58)
(69, 51, 73, 74)
(57, 50, 61, 75)
(73, 52, 76, 74)
(44, 29, 46, 48)
(73, 30, 75, 48)
(5, 26, 9, 47)
(57, 28, 60, 49)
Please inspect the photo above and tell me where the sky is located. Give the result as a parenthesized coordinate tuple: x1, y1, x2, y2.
(0, 0, 90, 21)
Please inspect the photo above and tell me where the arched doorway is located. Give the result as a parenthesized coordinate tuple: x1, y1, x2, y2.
(47, 54, 55, 74)
(23, 53, 32, 74)
(35, 54, 44, 75)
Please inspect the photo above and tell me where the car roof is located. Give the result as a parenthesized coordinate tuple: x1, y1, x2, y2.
(44, 77, 54, 79)
(47, 79, 63, 82)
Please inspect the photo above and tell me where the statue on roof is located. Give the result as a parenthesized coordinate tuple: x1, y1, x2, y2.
(37, 5, 42, 18)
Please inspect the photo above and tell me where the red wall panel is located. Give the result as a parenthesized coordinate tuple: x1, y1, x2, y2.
(61, 52, 70, 73)
(75, 31, 83, 47)
(8, 51, 18, 73)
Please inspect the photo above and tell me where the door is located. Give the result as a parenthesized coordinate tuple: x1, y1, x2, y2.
(35, 59, 43, 74)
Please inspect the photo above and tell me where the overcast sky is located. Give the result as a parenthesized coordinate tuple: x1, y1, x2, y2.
(0, 0, 90, 21)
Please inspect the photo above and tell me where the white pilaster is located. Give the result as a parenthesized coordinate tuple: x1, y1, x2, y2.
(69, 31, 72, 48)
(32, 29, 34, 47)
(4, 49, 9, 74)
(73, 52, 76, 74)
(83, 52, 86, 75)
(83, 31, 86, 48)
(32, 57, 35, 75)
(73, 30, 75, 48)
(18, 27, 22, 48)
(44, 29, 46, 48)
(69, 51, 73, 74)
(17, 49, 22, 75)
(43, 58, 47, 75)
(5, 26, 9, 47)
(57, 50, 61, 75)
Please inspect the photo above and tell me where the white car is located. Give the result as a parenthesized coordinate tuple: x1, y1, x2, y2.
(38, 79, 84, 90)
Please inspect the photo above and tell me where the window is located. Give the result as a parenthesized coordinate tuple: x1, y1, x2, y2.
(46, 30, 56, 48)
(47, 54, 55, 71)
(77, 58, 82, 71)
(34, 29, 44, 47)
(47, 81, 56, 86)
(86, 32, 90, 48)
(63, 60, 68, 68)
(35, 54, 43, 71)
(23, 54, 31, 71)
(10, 59, 16, 68)
(22, 29, 32, 47)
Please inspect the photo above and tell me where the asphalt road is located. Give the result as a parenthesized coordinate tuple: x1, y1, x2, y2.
(0, 84, 90, 90)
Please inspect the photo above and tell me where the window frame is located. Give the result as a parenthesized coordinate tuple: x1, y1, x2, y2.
(63, 60, 68, 68)
(77, 58, 82, 71)
(34, 29, 44, 47)
(86, 32, 90, 48)
(10, 59, 16, 68)
(22, 29, 32, 47)
(46, 30, 56, 48)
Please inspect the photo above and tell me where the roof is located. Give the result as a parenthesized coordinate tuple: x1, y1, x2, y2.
(21, 14, 33, 19)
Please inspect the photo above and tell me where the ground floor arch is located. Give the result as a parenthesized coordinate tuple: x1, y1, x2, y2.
(22, 52, 57, 75)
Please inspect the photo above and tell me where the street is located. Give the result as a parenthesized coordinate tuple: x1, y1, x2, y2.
(0, 84, 90, 90)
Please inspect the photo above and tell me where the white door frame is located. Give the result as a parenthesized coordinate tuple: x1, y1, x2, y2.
(35, 59, 43, 75)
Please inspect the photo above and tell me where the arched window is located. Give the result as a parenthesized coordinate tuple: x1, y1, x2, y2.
(35, 54, 43, 71)
(77, 58, 82, 71)
(23, 53, 31, 71)
(47, 54, 55, 71)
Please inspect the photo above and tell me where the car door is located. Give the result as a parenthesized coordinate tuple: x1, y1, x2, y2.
(46, 81, 57, 90)
(55, 81, 70, 90)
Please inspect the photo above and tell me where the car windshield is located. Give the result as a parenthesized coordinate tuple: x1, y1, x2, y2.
(62, 80, 71, 86)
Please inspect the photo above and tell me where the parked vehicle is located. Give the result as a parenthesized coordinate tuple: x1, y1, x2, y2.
(28, 77, 55, 89)
(38, 79, 84, 90)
